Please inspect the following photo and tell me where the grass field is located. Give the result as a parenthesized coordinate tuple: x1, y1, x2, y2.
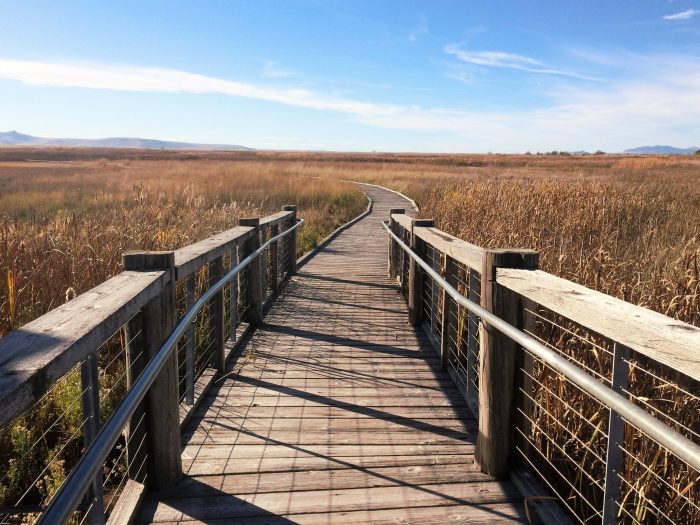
(0, 149, 368, 337)
(0, 148, 698, 522)
(2, 148, 698, 333)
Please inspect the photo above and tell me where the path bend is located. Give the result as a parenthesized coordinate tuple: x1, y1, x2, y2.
(137, 184, 528, 524)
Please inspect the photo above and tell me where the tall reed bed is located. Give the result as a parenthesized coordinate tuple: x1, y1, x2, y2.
(0, 154, 365, 520)
(0, 158, 366, 337)
(413, 174, 699, 524)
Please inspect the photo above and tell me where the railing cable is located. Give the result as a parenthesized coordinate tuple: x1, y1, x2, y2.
(38, 218, 304, 524)
(381, 219, 700, 473)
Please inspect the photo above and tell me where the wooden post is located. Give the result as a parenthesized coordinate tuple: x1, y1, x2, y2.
(124, 315, 147, 483)
(80, 352, 105, 523)
(239, 218, 263, 326)
(400, 225, 411, 294)
(260, 225, 268, 297)
(514, 296, 537, 465)
(270, 222, 280, 294)
(388, 208, 405, 278)
(466, 270, 480, 415)
(282, 205, 298, 275)
(476, 248, 538, 478)
(210, 255, 226, 371)
(430, 249, 439, 336)
(440, 255, 458, 370)
(407, 219, 434, 325)
(229, 246, 239, 342)
(122, 251, 182, 490)
(602, 343, 630, 525)
(184, 274, 195, 405)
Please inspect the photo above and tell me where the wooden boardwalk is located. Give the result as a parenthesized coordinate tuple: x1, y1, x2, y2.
(138, 186, 528, 524)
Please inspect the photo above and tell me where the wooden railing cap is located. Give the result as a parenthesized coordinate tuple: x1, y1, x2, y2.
(123, 251, 176, 271)
(239, 217, 261, 226)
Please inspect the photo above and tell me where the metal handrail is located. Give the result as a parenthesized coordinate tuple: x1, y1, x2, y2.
(381, 220, 700, 472)
(38, 218, 305, 524)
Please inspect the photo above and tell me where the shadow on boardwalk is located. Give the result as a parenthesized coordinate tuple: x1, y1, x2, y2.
(137, 185, 528, 524)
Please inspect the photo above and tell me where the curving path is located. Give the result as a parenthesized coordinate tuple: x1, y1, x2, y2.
(137, 185, 527, 524)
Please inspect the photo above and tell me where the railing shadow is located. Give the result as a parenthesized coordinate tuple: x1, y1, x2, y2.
(298, 272, 398, 290)
(139, 476, 297, 524)
(175, 421, 522, 522)
(189, 375, 471, 442)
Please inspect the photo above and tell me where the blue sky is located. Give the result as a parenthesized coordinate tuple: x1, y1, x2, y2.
(1, 0, 699, 152)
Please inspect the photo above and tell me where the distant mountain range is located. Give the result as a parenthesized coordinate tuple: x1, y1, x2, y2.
(0, 131, 252, 151)
(623, 145, 699, 155)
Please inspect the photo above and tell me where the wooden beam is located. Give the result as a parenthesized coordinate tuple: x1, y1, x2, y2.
(239, 218, 263, 326)
(413, 226, 483, 272)
(0, 270, 166, 428)
(259, 210, 294, 227)
(388, 209, 405, 278)
(173, 226, 254, 281)
(270, 222, 280, 294)
(210, 256, 226, 371)
(440, 255, 458, 370)
(122, 251, 183, 490)
(392, 213, 413, 231)
(105, 479, 146, 525)
(283, 205, 298, 275)
(408, 219, 434, 325)
(497, 268, 700, 382)
(476, 249, 538, 478)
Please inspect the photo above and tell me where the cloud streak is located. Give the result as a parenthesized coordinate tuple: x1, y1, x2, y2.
(445, 44, 601, 81)
(0, 58, 403, 118)
(409, 16, 429, 42)
(262, 60, 293, 78)
(0, 55, 699, 152)
(663, 9, 699, 20)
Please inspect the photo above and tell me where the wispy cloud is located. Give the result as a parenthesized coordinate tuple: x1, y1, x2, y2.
(409, 15, 429, 42)
(0, 58, 403, 118)
(663, 9, 699, 20)
(444, 69, 475, 86)
(445, 44, 601, 81)
(1, 55, 699, 152)
(262, 60, 293, 78)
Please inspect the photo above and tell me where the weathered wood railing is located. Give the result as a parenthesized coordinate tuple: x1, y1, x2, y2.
(0, 206, 299, 524)
(387, 210, 700, 525)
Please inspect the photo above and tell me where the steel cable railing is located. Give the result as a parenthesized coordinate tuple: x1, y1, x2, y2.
(381, 220, 700, 476)
(37, 218, 304, 525)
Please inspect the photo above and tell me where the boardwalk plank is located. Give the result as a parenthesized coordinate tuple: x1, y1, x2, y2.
(138, 185, 526, 523)
(140, 481, 522, 522)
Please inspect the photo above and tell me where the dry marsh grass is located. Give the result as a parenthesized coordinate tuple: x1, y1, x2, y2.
(0, 150, 367, 518)
(0, 153, 366, 337)
(0, 148, 698, 523)
(274, 150, 700, 523)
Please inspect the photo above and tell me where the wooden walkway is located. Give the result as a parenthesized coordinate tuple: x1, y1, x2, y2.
(138, 186, 528, 524)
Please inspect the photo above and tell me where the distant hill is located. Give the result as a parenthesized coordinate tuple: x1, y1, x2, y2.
(624, 145, 699, 155)
(0, 131, 252, 151)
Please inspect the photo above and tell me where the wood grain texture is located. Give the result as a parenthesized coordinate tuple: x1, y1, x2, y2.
(173, 226, 253, 281)
(259, 210, 294, 228)
(125, 251, 183, 490)
(239, 218, 263, 326)
(0, 270, 166, 428)
(477, 250, 538, 478)
(497, 268, 700, 381)
(414, 226, 484, 272)
(107, 479, 146, 525)
(138, 185, 526, 524)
